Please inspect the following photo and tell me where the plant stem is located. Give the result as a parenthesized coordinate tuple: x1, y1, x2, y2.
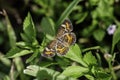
(108, 61, 117, 80)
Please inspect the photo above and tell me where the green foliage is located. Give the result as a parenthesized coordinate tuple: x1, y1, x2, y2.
(33, 0, 55, 17)
(4, 10, 16, 47)
(5, 47, 32, 58)
(40, 17, 55, 41)
(6, 13, 39, 61)
(1, 0, 120, 80)
(24, 65, 76, 80)
(93, 29, 105, 42)
(90, 66, 112, 80)
(65, 44, 87, 67)
(61, 66, 89, 78)
(21, 13, 37, 45)
(83, 51, 97, 65)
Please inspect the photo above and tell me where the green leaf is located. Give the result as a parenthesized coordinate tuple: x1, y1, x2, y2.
(83, 51, 97, 65)
(24, 65, 39, 77)
(6, 47, 32, 58)
(40, 17, 55, 41)
(4, 10, 16, 47)
(85, 74, 94, 80)
(22, 13, 36, 43)
(111, 25, 120, 54)
(93, 29, 105, 42)
(24, 65, 76, 80)
(62, 66, 89, 78)
(20, 33, 29, 43)
(26, 49, 39, 63)
(65, 44, 87, 67)
(0, 53, 11, 66)
(95, 71, 112, 80)
(14, 57, 28, 80)
(16, 41, 30, 49)
(56, 0, 82, 27)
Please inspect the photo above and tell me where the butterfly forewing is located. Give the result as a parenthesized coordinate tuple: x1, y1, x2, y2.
(62, 19, 73, 32)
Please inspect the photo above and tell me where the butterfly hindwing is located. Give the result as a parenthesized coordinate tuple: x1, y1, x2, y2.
(42, 40, 57, 57)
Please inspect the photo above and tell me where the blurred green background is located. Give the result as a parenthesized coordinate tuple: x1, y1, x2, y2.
(0, 0, 120, 80)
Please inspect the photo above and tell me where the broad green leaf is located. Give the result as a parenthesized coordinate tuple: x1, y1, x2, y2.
(65, 44, 87, 67)
(62, 66, 89, 78)
(56, 0, 82, 27)
(112, 25, 120, 54)
(83, 51, 97, 65)
(41, 17, 55, 41)
(6, 47, 32, 58)
(22, 13, 36, 43)
(93, 29, 105, 42)
(4, 10, 16, 47)
(24, 65, 76, 80)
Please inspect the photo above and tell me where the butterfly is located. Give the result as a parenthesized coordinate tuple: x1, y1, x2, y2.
(41, 19, 76, 57)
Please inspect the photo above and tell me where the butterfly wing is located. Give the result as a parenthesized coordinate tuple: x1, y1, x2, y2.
(41, 40, 57, 57)
(62, 32, 76, 46)
(42, 19, 76, 57)
(62, 19, 73, 32)
(56, 19, 73, 38)
(55, 40, 69, 56)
